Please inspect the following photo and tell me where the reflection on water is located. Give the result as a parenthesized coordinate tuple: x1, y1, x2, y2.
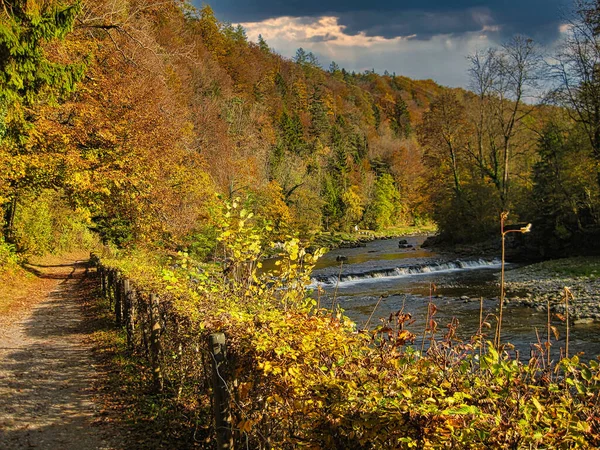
(315, 249, 435, 269)
(309, 235, 600, 361)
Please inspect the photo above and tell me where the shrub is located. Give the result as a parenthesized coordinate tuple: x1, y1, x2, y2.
(12, 190, 99, 255)
(0, 237, 18, 269)
(98, 200, 600, 448)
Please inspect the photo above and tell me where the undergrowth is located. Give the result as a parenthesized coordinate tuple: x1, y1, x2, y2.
(96, 200, 600, 449)
(87, 292, 214, 449)
(0, 237, 18, 270)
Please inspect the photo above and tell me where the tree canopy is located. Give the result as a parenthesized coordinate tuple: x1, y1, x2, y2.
(0, 0, 599, 258)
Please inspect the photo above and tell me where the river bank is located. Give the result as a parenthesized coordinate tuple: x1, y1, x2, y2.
(311, 224, 437, 251)
(505, 256, 600, 323)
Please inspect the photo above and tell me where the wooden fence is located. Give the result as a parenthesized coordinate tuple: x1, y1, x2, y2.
(91, 255, 233, 449)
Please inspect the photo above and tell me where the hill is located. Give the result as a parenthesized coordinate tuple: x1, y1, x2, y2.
(0, 0, 446, 256)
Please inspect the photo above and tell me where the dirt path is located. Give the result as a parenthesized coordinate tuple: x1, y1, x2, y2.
(0, 259, 116, 449)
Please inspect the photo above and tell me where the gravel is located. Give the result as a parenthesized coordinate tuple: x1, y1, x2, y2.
(504, 260, 600, 322)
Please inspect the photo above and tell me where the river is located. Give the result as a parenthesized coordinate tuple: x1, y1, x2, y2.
(308, 235, 600, 360)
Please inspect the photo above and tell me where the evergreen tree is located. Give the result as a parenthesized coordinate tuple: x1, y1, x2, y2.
(275, 72, 287, 96)
(306, 51, 320, 68)
(234, 25, 247, 43)
(390, 97, 412, 138)
(279, 110, 305, 155)
(330, 122, 349, 189)
(321, 174, 343, 230)
(308, 95, 330, 141)
(294, 47, 307, 65)
(258, 34, 269, 53)
(530, 123, 600, 255)
(372, 102, 381, 129)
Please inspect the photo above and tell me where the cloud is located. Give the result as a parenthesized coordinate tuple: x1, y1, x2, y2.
(559, 23, 574, 34)
(335, 8, 496, 40)
(205, 0, 572, 88)
(305, 34, 338, 43)
(209, 0, 570, 43)
(240, 16, 415, 49)
(241, 15, 493, 87)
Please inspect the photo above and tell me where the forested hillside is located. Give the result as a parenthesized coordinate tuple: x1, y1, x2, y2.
(0, 0, 444, 262)
(1, 0, 600, 260)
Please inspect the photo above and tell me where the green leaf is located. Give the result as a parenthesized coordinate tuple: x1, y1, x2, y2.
(443, 405, 479, 415)
(581, 367, 592, 381)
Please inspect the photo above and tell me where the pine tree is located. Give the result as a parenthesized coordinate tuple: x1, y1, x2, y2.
(308, 95, 330, 141)
(306, 51, 320, 68)
(258, 34, 269, 53)
(294, 47, 307, 65)
(390, 97, 412, 138)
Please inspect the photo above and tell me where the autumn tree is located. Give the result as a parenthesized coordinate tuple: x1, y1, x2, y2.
(467, 36, 541, 211)
(0, 0, 85, 241)
(552, 0, 600, 189)
(197, 4, 225, 58)
(0, 0, 471, 254)
(341, 185, 363, 231)
(363, 174, 400, 230)
(418, 91, 469, 196)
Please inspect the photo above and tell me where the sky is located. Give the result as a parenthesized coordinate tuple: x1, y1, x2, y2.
(198, 0, 572, 88)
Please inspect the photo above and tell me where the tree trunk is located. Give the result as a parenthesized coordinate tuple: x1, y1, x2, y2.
(2, 195, 17, 243)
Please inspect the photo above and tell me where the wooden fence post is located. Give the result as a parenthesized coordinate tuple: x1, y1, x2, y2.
(123, 279, 135, 349)
(149, 293, 163, 392)
(104, 269, 109, 299)
(209, 333, 233, 449)
(100, 266, 106, 297)
(107, 270, 114, 310)
(130, 286, 137, 350)
(115, 274, 123, 327)
(139, 294, 150, 358)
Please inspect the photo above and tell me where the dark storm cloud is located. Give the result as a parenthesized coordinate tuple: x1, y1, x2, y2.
(335, 8, 494, 40)
(209, 0, 483, 22)
(305, 34, 338, 43)
(207, 0, 570, 43)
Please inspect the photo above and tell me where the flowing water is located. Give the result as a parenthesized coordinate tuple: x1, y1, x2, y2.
(308, 236, 600, 360)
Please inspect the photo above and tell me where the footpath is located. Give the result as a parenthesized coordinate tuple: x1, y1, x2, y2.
(0, 258, 117, 449)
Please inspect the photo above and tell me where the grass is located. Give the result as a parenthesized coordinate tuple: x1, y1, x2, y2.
(371, 223, 437, 237)
(0, 265, 36, 315)
(526, 256, 600, 279)
(0, 251, 91, 317)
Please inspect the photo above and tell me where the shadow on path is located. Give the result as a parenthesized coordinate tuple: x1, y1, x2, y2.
(20, 261, 86, 281)
(0, 261, 117, 449)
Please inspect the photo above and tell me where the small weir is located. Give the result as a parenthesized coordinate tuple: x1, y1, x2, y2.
(311, 258, 501, 286)
(310, 235, 600, 361)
